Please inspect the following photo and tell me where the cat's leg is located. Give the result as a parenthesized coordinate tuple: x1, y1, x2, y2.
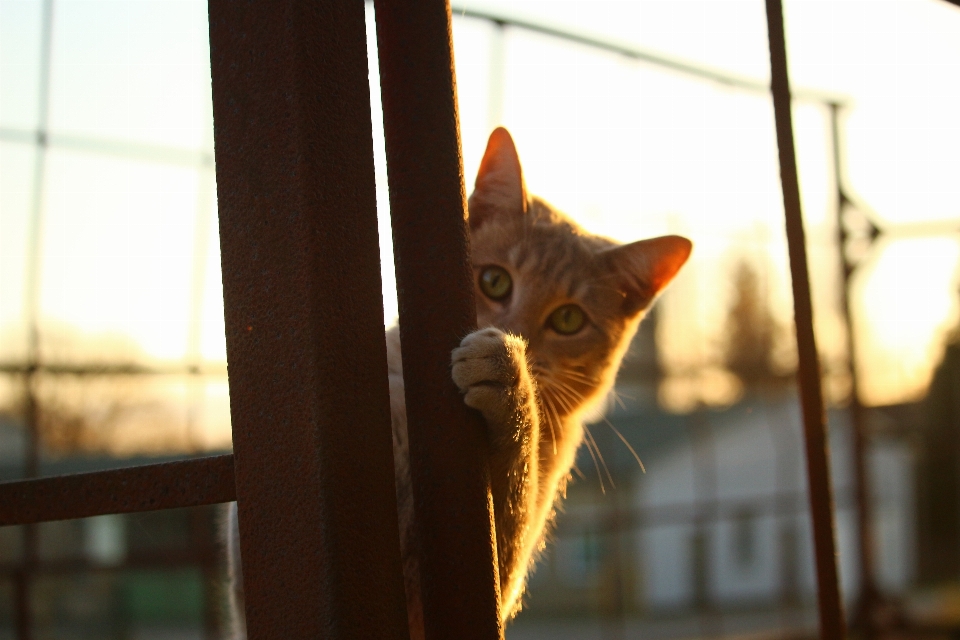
(451, 327, 540, 617)
(223, 502, 247, 640)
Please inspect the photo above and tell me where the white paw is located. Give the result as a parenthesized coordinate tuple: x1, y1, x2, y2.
(451, 327, 526, 425)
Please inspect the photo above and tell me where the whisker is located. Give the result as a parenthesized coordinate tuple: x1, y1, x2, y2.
(551, 381, 588, 412)
(537, 374, 566, 393)
(581, 428, 606, 495)
(571, 463, 586, 481)
(603, 416, 645, 473)
(547, 386, 577, 414)
(553, 387, 580, 422)
(557, 369, 598, 383)
(539, 393, 559, 456)
(584, 424, 616, 490)
(611, 390, 627, 411)
(558, 379, 587, 401)
(545, 375, 582, 398)
(556, 378, 598, 398)
(538, 368, 598, 399)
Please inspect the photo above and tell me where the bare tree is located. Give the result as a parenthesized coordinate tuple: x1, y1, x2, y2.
(723, 259, 784, 389)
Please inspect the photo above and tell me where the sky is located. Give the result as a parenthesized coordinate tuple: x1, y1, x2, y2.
(1, 0, 959, 449)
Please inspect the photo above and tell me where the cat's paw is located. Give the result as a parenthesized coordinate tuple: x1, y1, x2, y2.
(451, 327, 531, 439)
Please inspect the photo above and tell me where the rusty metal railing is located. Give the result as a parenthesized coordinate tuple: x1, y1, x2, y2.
(0, 1, 852, 639)
(765, 1, 845, 638)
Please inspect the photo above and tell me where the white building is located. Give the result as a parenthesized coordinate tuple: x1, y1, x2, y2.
(636, 397, 915, 613)
(522, 394, 916, 620)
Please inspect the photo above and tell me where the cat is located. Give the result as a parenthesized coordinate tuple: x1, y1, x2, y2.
(225, 127, 691, 638)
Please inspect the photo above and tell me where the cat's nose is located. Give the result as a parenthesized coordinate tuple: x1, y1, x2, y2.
(493, 308, 523, 334)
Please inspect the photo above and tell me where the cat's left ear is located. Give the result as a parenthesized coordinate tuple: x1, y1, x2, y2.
(467, 127, 528, 229)
(601, 235, 692, 316)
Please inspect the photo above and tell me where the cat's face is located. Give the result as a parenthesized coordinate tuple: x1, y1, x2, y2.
(467, 128, 691, 433)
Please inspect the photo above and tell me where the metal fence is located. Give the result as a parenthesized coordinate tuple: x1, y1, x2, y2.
(0, 0, 863, 638)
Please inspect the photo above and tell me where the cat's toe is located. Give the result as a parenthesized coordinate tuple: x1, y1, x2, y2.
(461, 384, 506, 414)
(451, 327, 523, 392)
(453, 327, 508, 359)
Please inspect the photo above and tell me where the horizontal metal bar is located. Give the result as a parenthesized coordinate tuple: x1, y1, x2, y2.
(0, 362, 227, 376)
(0, 454, 235, 526)
(867, 219, 960, 238)
(0, 127, 213, 167)
(0, 363, 227, 376)
(0, 488, 858, 576)
(446, 1, 850, 106)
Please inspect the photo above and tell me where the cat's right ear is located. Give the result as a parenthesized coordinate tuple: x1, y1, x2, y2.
(467, 127, 528, 229)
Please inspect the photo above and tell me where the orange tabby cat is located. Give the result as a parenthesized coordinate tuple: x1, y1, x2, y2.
(226, 128, 691, 638)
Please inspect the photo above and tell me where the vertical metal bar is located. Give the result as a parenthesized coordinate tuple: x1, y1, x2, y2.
(764, 2, 846, 638)
(373, 1, 503, 638)
(208, 2, 409, 638)
(690, 411, 722, 638)
(22, 0, 54, 357)
(766, 402, 803, 628)
(188, 507, 220, 640)
(12, 565, 31, 640)
(17, 0, 56, 636)
(830, 103, 878, 637)
(16, 378, 38, 640)
(600, 490, 626, 640)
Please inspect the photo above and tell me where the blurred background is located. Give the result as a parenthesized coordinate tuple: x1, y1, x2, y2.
(1, 0, 959, 638)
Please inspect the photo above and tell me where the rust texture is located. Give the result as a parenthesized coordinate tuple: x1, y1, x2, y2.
(764, 1, 846, 638)
(208, 1, 409, 638)
(374, 1, 503, 638)
(0, 455, 236, 526)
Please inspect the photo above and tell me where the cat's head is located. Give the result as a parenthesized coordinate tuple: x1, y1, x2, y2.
(467, 128, 691, 432)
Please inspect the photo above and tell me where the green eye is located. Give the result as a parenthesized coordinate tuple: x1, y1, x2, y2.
(479, 266, 512, 300)
(549, 304, 585, 335)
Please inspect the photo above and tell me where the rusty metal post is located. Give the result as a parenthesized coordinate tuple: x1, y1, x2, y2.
(373, 1, 504, 639)
(764, 1, 847, 638)
(208, 2, 409, 638)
